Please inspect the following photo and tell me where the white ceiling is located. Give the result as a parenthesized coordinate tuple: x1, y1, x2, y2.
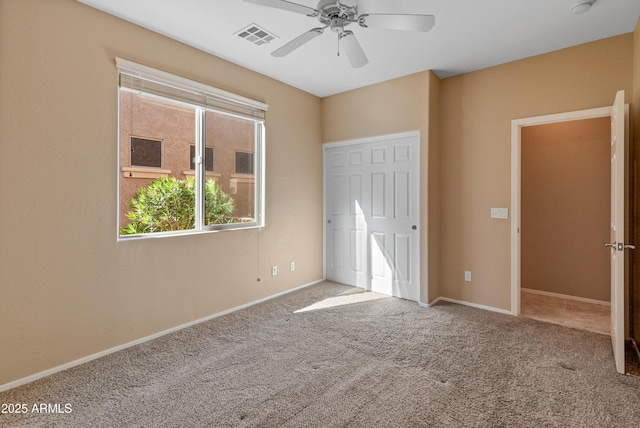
(77, 0, 640, 97)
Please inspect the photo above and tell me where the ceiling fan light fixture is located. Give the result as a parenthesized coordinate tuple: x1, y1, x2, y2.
(339, 30, 368, 68)
(570, 0, 596, 15)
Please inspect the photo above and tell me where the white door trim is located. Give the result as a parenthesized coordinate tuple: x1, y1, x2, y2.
(510, 106, 612, 316)
(323, 130, 421, 300)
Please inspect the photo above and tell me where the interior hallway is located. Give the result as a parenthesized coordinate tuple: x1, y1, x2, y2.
(520, 290, 610, 336)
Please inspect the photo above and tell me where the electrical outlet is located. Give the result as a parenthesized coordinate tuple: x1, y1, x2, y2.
(464, 271, 472, 282)
(290, 261, 295, 271)
(272, 265, 277, 276)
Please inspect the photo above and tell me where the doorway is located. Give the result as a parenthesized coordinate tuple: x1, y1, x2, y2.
(323, 131, 420, 302)
(511, 92, 629, 374)
(511, 105, 614, 313)
(519, 117, 611, 334)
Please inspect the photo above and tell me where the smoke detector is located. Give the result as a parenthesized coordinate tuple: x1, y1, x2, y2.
(570, 0, 595, 15)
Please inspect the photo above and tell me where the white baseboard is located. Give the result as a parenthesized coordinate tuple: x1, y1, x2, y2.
(521, 287, 610, 307)
(427, 296, 513, 315)
(0, 279, 324, 393)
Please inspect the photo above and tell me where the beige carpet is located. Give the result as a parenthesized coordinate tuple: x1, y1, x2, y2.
(2, 281, 640, 427)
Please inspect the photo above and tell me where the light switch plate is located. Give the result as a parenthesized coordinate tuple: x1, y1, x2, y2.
(491, 208, 509, 219)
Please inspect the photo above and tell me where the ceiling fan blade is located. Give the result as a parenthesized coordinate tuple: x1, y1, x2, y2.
(340, 31, 368, 68)
(358, 14, 435, 32)
(243, 0, 319, 16)
(272, 28, 324, 57)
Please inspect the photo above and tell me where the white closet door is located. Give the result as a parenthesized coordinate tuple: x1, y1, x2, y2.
(324, 132, 420, 302)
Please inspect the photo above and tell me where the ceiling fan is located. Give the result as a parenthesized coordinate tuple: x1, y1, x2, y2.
(244, 0, 435, 68)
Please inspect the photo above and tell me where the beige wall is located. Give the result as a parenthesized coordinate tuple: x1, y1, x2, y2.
(321, 71, 440, 303)
(0, 0, 323, 386)
(439, 34, 633, 311)
(521, 118, 610, 301)
(427, 71, 442, 302)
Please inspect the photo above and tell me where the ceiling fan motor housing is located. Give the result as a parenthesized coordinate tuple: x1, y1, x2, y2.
(317, 0, 357, 33)
(330, 17, 347, 33)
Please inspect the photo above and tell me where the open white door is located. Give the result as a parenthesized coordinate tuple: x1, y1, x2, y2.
(607, 90, 628, 374)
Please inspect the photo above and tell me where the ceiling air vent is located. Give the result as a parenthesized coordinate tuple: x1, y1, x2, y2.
(236, 24, 278, 46)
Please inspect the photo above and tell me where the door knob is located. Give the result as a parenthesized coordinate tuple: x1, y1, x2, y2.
(412, 225, 417, 230)
(604, 242, 636, 251)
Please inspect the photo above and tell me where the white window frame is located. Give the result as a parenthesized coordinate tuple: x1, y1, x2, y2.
(117, 58, 267, 240)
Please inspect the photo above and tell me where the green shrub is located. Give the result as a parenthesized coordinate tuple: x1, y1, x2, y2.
(121, 177, 235, 235)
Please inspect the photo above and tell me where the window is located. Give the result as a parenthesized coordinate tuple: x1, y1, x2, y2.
(235, 151, 254, 175)
(117, 58, 267, 238)
(131, 137, 162, 168)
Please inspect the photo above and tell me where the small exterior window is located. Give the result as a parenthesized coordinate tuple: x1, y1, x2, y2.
(131, 137, 162, 168)
(190, 145, 214, 171)
(235, 151, 254, 175)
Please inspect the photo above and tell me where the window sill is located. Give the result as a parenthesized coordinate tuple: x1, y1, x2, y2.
(118, 222, 263, 241)
(121, 166, 171, 179)
(182, 170, 222, 180)
(231, 173, 255, 183)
